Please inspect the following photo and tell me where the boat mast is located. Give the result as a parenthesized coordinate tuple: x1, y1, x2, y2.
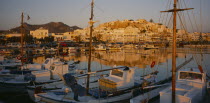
(20, 12, 24, 65)
(86, 0, 94, 94)
(160, 0, 193, 102)
(172, 0, 177, 103)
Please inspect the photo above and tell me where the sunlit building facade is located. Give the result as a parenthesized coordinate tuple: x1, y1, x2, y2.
(30, 27, 48, 39)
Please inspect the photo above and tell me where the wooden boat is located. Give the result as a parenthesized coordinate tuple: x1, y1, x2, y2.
(0, 62, 69, 93)
(158, 0, 201, 102)
(160, 67, 207, 103)
(27, 71, 108, 102)
(144, 44, 159, 50)
(35, 66, 148, 103)
(131, 0, 196, 102)
(27, 81, 64, 101)
(0, 56, 22, 70)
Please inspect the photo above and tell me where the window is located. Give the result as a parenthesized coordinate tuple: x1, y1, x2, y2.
(180, 72, 202, 81)
(111, 69, 123, 77)
(44, 60, 49, 64)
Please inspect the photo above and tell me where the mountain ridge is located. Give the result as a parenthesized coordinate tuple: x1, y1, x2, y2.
(0, 22, 81, 34)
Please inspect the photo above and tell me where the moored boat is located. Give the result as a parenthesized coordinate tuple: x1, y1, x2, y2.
(35, 66, 145, 103)
(94, 44, 106, 51)
(160, 67, 207, 103)
(0, 61, 69, 93)
(144, 44, 159, 50)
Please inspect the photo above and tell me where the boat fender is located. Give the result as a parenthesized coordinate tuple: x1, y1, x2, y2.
(150, 61, 156, 68)
(16, 56, 21, 60)
(24, 73, 36, 82)
(198, 65, 204, 73)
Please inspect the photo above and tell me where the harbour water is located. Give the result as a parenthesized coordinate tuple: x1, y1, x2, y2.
(0, 47, 210, 103)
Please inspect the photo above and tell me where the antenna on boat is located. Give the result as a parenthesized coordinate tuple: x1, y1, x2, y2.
(161, 0, 193, 102)
(86, 0, 95, 94)
(20, 12, 24, 66)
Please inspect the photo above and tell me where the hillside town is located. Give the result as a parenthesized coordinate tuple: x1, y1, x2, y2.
(1, 19, 210, 45)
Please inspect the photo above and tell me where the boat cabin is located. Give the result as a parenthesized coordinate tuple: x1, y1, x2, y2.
(178, 67, 206, 83)
(42, 58, 61, 70)
(99, 66, 135, 91)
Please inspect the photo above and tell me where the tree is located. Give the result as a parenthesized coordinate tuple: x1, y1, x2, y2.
(44, 36, 54, 43)
(37, 38, 44, 43)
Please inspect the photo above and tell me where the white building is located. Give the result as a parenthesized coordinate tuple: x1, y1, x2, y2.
(51, 33, 64, 41)
(30, 27, 48, 39)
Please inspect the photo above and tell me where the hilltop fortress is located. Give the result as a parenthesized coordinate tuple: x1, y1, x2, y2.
(72, 19, 196, 43)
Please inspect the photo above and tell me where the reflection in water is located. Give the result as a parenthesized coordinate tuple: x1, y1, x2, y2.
(32, 48, 210, 83)
(33, 49, 169, 68)
(1, 48, 210, 103)
(33, 48, 210, 70)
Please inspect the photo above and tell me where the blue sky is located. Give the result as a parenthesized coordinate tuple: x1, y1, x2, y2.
(0, 0, 209, 32)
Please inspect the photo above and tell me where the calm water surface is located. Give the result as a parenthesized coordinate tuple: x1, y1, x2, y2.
(0, 48, 210, 103)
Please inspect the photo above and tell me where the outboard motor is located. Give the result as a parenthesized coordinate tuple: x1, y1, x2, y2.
(63, 73, 86, 96)
(24, 73, 36, 82)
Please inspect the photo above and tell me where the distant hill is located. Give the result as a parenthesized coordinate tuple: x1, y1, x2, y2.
(1, 22, 81, 34)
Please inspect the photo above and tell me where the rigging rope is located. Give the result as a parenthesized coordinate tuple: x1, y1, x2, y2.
(162, 0, 172, 27)
(177, 13, 187, 33)
(183, 0, 197, 32)
(166, 13, 173, 29)
(192, 10, 200, 32)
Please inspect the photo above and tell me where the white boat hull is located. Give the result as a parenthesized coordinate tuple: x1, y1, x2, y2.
(37, 91, 132, 103)
(130, 85, 167, 103)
